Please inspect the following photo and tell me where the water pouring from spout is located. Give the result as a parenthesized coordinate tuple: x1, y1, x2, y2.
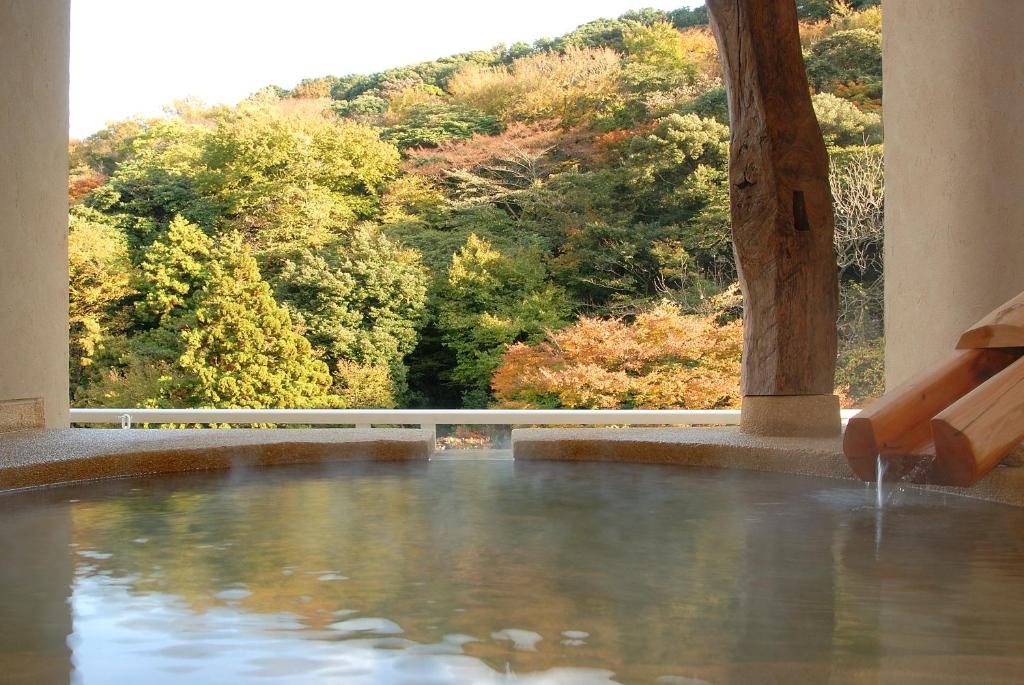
(876, 455, 887, 509)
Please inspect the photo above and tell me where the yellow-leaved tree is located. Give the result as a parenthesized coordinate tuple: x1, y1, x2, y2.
(448, 46, 623, 126)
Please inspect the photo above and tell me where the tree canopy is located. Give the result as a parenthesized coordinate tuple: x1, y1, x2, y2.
(68, 3, 886, 411)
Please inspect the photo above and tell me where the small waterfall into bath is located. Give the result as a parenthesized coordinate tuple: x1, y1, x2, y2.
(875, 456, 887, 509)
(874, 454, 937, 509)
(874, 454, 936, 553)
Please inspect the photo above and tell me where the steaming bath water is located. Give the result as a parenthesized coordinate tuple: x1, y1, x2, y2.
(2, 460, 1024, 684)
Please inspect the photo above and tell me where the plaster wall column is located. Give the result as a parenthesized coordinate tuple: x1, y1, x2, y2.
(884, 1, 1024, 387)
(0, 0, 71, 427)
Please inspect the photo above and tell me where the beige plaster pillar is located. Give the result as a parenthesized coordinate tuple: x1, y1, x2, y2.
(884, 1, 1024, 388)
(0, 0, 71, 427)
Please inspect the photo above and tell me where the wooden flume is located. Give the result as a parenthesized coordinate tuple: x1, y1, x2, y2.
(844, 291, 1024, 486)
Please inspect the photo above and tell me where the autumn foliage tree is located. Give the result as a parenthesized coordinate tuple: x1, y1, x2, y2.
(492, 302, 742, 409)
(448, 46, 624, 126)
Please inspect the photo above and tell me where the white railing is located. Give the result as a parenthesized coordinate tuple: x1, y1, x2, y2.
(70, 408, 860, 434)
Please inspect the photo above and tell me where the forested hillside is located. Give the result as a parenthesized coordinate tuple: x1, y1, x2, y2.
(68, 1, 884, 411)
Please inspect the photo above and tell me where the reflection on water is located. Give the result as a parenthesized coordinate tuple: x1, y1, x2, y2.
(2, 461, 1024, 684)
(70, 576, 614, 684)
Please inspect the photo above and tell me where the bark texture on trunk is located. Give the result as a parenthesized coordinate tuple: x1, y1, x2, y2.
(707, 0, 839, 396)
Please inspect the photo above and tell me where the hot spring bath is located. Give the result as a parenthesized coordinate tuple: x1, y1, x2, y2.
(2, 459, 1024, 684)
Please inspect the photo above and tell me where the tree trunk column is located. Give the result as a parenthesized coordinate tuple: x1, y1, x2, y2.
(707, 0, 840, 436)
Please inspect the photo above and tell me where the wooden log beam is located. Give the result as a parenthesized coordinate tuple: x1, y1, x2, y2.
(957, 291, 1024, 349)
(843, 348, 1017, 481)
(707, 0, 839, 396)
(932, 354, 1024, 486)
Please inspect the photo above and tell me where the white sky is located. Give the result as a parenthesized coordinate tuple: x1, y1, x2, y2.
(71, 0, 697, 139)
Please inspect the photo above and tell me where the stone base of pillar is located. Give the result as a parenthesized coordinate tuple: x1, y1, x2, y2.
(0, 398, 44, 434)
(740, 395, 841, 438)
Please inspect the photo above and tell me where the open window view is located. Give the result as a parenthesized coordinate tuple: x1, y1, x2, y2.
(64, 3, 884, 419)
(2, 0, 1024, 683)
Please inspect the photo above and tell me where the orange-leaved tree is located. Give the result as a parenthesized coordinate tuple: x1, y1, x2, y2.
(492, 302, 742, 409)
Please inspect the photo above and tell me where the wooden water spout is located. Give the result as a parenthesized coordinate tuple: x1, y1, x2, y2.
(707, 0, 840, 436)
(845, 291, 1024, 486)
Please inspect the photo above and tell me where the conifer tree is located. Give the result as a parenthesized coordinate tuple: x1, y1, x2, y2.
(134, 214, 213, 325)
(176, 236, 334, 408)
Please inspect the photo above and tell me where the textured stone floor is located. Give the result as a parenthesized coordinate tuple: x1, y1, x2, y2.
(0, 428, 432, 490)
(512, 427, 1024, 507)
(2, 426, 1021, 507)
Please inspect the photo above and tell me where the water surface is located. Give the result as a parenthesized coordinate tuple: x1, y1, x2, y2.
(2, 460, 1024, 684)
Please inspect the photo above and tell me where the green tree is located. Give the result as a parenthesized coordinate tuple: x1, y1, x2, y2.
(797, 0, 843, 20)
(332, 360, 400, 408)
(621, 22, 697, 92)
(332, 93, 389, 119)
(831, 5, 883, 34)
(274, 226, 428, 402)
(836, 336, 884, 405)
(499, 42, 535, 63)
(681, 86, 729, 125)
(175, 236, 334, 408)
(74, 117, 150, 175)
(134, 215, 213, 325)
(560, 18, 634, 51)
(619, 8, 671, 26)
(618, 113, 730, 224)
(382, 103, 501, 149)
(386, 201, 544, 275)
(200, 100, 402, 248)
(799, 0, 881, 19)
(533, 115, 733, 309)
(812, 92, 882, 146)
(550, 220, 676, 305)
(668, 6, 709, 29)
(75, 356, 178, 410)
(103, 118, 221, 249)
(437, 234, 570, 406)
(805, 29, 882, 93)
(68, 207, 133, 393)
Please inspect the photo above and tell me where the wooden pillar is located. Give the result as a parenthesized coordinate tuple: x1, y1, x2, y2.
(706, 0, 839, 402)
